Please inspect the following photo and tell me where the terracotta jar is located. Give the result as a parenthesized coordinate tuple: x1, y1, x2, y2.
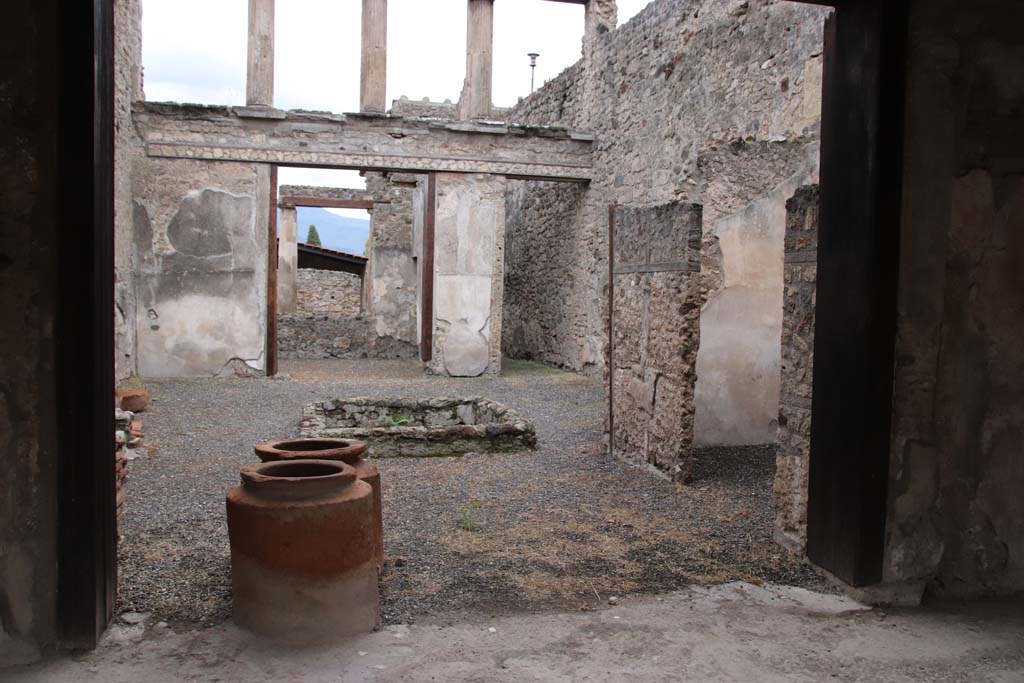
(115, 388, 151, 413)
(226, 459, 379, 643)
(255, 438, 384, 567)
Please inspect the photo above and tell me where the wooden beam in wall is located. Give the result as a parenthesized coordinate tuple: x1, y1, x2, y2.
(56, 0, 117, 649)
(806, 0, 909, 587)
(266, 165, 279, 377)
(278, 197, 378, 210)
(420, 173, 436, 363)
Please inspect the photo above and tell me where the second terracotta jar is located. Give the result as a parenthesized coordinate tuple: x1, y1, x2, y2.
(255, 438, 384, 567)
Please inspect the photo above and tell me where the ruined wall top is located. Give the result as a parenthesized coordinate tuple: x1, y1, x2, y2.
(390, 96, 510, 122)
(390, 96, 457, 119)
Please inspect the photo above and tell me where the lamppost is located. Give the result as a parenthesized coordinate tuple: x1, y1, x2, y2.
(528, 52, 540, 93)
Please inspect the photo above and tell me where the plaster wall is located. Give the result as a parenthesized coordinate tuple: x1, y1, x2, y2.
(277, 207, 298, 314)
(886, 0, 1024, 597)
(131, 157, 270, 377)
(114, 0, 143, 381)
(693, 141, 819, 446)
(430, 173, 506, 377)
(364, 173, 419, 347)
(0, 0, 59, 665)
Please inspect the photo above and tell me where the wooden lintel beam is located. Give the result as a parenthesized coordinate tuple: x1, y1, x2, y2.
(278, 197, 379, 210)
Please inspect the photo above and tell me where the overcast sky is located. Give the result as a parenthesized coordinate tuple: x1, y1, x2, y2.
(142, 0, 653, 211)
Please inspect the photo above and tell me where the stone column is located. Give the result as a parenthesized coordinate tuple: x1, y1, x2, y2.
(246, 0, 275, 107)
(429, 173, 505, 376)
(277, 206, 298, 313)
(458, 0, 494, 120)
(360, 0, 388, 113)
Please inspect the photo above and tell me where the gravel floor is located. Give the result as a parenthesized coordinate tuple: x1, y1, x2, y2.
(118, 358, 827, 627)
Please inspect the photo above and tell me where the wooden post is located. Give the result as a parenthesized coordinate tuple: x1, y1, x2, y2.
(806, 1, 909, 587)
(420, 173, 436, 362)
(266, 165, 279, 376)
(607, 204, 616, 457)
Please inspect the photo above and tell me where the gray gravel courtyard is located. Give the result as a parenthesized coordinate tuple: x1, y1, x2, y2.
(118, 358, 825, 627)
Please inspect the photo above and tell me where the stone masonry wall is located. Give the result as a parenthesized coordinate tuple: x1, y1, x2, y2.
(295, 269, 362, 317)
(886, 0, 1024, 598)
(775, 184, 818, 552)
(277, 267, 416, 361)
(504, 0, 827, 377)
(504, 0, 829, 470)
(277, 314, 417, 361)
(611, 203, 703, 482)
(389, 96, 457, 119)
(503, 181, 595, 370)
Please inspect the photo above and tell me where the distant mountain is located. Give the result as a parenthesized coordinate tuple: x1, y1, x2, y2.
(278, 207, 370, 256)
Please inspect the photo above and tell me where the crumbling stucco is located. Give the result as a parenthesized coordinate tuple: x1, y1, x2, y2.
(114, 0, 144, 382)
(364, 173, 419, 346)
(132, 157, 269, 377)
(694, 141, 819, 446)
(429, 173, 506, 377)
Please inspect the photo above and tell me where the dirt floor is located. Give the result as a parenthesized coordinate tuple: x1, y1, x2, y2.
(12, 584, 1024, 682)
(117, 358, 826, 628)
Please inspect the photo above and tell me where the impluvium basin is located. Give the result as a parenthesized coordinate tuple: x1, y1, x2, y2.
(300, 397, 537, 457)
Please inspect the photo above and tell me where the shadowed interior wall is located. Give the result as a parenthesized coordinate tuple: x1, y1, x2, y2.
(886, 0, 1024, 597)
(0, 0, 60, 666)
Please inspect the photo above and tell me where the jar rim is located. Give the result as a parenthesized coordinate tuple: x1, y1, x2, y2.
(240, 458, 357, 489)
(255, 438, 368, 463)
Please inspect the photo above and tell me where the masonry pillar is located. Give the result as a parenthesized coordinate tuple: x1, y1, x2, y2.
(246, 0, 275, 107)
(458, 0, 494, 120)
(360, 0, 387, 113)
(277, 206, 298, 313)
(584, 0, 617, 53)
(429, 173, 505, 376)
